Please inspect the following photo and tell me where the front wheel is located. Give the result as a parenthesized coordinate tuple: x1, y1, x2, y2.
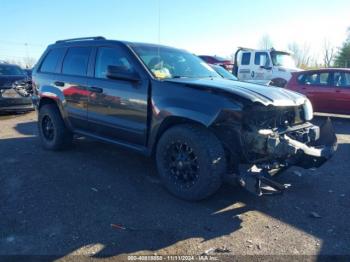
(156, 124, 226, 201)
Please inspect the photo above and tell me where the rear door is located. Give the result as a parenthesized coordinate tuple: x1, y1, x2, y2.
(298, 71, 336, 113)
(58, 47, 93, 130)
(86, 45, 149, 146)
(332, 71, 350, 114)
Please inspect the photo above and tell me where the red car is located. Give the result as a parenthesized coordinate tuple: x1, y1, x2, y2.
(286, 68, 350, 115)
(199, 55, 233, 72)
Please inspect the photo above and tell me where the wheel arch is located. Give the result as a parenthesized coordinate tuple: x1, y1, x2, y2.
(150, 115, 209, 156)
(38, 96, 72, 131)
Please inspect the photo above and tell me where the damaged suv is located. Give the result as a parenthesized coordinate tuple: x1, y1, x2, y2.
(32, 37, 337, 200)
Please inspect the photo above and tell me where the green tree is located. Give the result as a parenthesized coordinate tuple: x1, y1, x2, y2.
(334, 27, 350, 68)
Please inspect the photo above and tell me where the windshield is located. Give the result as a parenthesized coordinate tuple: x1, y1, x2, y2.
(0, 65, 25, 76)
(271, 52, 296, 68)
(211, 65, 237, 81)
(130, 44, 220, 79)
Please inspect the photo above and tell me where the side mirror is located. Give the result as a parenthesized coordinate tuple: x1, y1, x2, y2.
(106, 65, 140, 82)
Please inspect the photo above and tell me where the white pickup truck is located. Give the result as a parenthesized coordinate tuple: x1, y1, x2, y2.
(233, 48, 301, 87)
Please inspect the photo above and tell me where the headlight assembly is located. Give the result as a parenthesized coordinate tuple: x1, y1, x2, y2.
(303, 98, 314, 121)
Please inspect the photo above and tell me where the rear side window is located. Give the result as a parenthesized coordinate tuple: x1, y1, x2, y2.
(298, 72, 330, 86)
(62, 47, 92, 76)
(95, 47, 133, 79)
(241, 53, 251, 65)
(40, 48, 66, 73)
(334, 72, 350, 88)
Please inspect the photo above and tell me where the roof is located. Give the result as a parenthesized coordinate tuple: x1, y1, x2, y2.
(294, 68, 350, 74)
(50, 36, 181, 51)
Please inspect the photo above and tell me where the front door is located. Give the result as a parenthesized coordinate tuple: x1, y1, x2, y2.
(252, 51, 272, 83)
(87, 46, 149, 146)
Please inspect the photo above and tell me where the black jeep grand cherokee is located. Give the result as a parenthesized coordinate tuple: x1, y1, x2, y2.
(32, 37, 337, 200)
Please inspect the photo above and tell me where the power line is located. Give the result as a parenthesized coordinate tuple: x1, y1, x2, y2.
(0, 40, 45, 47)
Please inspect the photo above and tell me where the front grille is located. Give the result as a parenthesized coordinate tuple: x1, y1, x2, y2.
(244, 105, 305, 130)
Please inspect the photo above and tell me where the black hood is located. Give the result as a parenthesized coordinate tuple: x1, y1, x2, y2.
(0, 75, 27, 89)
(165, 78, 307, 107)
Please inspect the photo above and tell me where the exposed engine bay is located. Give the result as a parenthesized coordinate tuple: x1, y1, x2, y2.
(229, 102, 337, 196)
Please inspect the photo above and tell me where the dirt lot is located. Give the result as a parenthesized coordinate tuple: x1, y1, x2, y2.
(1, 111, 350, 260)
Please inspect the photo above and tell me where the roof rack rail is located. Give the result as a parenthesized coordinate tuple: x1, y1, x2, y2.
(55, 36, 106, 44)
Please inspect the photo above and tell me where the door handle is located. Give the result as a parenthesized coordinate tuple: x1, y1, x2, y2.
(87, 86, 103, 93)
(54, 81, 65, 87)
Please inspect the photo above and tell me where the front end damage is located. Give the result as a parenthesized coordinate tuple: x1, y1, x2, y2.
(237, 103, 337, 196)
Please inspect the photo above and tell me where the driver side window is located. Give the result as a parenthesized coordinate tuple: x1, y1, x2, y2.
(95, 47, 133, 79)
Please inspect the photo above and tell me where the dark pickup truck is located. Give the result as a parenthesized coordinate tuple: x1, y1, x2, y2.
(32, 37, 337, 200)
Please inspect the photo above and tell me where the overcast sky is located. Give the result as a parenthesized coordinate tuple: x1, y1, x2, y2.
(0, 0, 349, 62)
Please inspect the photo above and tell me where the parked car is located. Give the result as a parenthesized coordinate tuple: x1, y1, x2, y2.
(210, 64, 238, 81)
(233, 47, 301, 87)
(0, 63, 33, 112)
(286, 68, 350, 115)
(32, 37, 336, 200)
(199, 55, 233, 71)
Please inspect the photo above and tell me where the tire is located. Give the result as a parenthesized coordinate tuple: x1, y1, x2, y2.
(269, 78, 287, 88)
(156, 124, 226, 201)
(38, 104, 73, 150)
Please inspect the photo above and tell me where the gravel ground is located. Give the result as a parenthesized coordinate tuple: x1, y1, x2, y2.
(0, 111, 349, 261)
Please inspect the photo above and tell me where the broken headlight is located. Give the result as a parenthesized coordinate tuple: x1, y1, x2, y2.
(303, 98, 313, 121)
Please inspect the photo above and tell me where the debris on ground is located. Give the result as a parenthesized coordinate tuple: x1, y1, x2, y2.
(201, 248, 215, 255)
(246, 240, 253, 244)
(214, 246, 231, 253)
(111, 223, 137, 231)
(293, 170, 302, 177)
(257, 244, 262, 250)
(111, 224, 126, 230)
(310, 212, 322, 218)
(201, 246, 231, 255)
(91, 187, 98, 192)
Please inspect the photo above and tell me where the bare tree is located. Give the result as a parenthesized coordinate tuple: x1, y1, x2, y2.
(258, 34, 273, 50)
(322, 39, 335, 68)
(288, 42, 311, 68)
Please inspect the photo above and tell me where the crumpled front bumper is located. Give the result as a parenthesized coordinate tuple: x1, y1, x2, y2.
(238, 118, 337, 196)
(270, 118, 337, 168)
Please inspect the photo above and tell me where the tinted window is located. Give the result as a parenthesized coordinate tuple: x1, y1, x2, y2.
(334, 72, 350, 88)
(299, 72, 330, 86)
(241, 53, 251, 65)
(40, 48, 65, 73)
(0, 65, 24, 76)
(95, 47, 133, 79)
(62, 47, 92, 76)
(254, 52, 269, 66)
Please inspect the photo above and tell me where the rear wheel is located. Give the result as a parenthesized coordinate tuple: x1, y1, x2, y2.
(156, 124, 226, 201)
(38, 104, 73, 150)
